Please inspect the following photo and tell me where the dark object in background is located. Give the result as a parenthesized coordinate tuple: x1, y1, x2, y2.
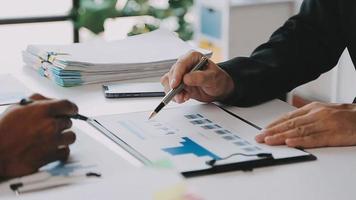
(103, 82, 165, 98)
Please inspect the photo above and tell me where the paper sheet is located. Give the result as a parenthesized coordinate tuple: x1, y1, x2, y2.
(26, 29, 211, 65)
(0, 74, 31, 106)
(91, 104, 311, 174)
(23, 29, 212, 87)
(0, 127, 191, 200)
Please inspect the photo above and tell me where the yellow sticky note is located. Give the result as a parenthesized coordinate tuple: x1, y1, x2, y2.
(199, 39, 223, 62)
(154, 183, 186, 200)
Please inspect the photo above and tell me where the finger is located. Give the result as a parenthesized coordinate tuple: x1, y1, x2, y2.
(56, 118, 73, 131)
(185, 86, 210, 102)
(58, 131, 76, 146)
(183, 86, 196, 99)
(29, 93, 49, 101)
(183, 70, 215, 87)
(168, 64, 176, 88)
(25, 142, 58, 168)
(181, 91, 190, 103)
(160, 73, 171, 93)
(47, 99, 78, 117)
(183, 92, 190, 102)
(166, 69, 184, 102)
(256, 114, 317, 143)
(171, 51, 203, 89)
(266, 108, 310, 129)
(174, 91, 187, 104)
(56, 147, 70, 162)
(264, 123, 321, 145)
(285, 133, 328, 148)
(265, 115, 315, 135)
(38, 147, 71, 167)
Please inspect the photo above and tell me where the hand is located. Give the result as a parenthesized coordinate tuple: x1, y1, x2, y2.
(0, 94, 78, 179)
(255, 102, 356, 148)
(160, 51, 235, 103)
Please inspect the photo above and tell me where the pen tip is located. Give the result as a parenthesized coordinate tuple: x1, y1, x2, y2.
(148, 112, 157, 120)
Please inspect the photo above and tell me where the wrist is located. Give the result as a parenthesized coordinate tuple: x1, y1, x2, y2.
(217, 70, 235, 101)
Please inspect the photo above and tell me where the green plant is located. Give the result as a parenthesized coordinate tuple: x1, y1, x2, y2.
(73, 0, 194, 40)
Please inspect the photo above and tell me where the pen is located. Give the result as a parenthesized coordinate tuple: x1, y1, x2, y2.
(10, 172, 101, 195)
(148, 56, 209, 120)
(19, 98, 90, 121)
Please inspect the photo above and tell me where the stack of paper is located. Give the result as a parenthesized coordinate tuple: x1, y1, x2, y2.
(22, 29, 212, 87)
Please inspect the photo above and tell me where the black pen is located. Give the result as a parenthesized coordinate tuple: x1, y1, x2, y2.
(19, 98, 90, 121)
(10, 172, 101, 195)
(148, 56, 209, 120)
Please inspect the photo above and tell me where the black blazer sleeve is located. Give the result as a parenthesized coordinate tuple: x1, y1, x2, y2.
(219, 0, 347, 107)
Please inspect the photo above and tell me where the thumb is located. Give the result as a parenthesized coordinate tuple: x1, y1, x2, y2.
(171, 51, 203, 88)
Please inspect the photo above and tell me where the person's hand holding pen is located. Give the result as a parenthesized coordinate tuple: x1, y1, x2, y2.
(160, 51, 235, 104)
(0, 94, 78, 179)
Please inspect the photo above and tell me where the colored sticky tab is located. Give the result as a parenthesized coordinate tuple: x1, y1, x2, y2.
(199, 39, 223, 62)
(48, 55, 56, 63)
(149, 158, 175, 169)
(154, 183, 186, 200)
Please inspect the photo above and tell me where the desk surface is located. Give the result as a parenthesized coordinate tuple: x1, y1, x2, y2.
(2, 68, 356, 200)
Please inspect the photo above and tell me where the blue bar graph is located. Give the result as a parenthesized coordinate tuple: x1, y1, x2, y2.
(162, 137, 220, 160)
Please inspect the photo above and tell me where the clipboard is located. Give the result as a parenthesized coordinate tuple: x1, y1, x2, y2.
(88, 104, 317, 177)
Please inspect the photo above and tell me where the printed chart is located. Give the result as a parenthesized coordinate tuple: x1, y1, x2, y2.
(92, 104, 310, 173)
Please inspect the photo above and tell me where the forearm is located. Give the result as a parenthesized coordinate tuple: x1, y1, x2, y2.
(219, 0, 346, 107)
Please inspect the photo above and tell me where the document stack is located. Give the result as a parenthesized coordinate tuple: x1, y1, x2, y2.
(22, 29, 212, 87)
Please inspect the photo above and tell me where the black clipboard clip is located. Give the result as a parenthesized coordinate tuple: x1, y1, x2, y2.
(205, 153, 274, 171)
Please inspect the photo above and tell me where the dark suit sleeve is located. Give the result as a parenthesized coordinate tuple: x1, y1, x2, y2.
(219, 0, 347, 107)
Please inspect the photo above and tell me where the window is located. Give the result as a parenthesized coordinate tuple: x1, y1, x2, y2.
(0, 1, 74, 73)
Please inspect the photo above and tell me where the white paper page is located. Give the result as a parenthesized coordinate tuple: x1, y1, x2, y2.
(0, 74, 31, 106)
(219, 99, 296, 129)
(0, 106, 8, 114)
(92, 104, 310, 173)
(0, 165, 184, 199)
(27, 29, 212, 65)
(0, 127, 188, 200)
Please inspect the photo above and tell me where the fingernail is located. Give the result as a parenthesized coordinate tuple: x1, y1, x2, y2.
(255, 134, 262, 140)
(170, 79, 176, 87)
(57, 145, 67, 150)
(174, 97, 182, 104)
(265, 136, 273, 142)
(255, 134, 264, 142)
(260, 130, 270, 136)
(260, 128, 268, 133)
(285, 139, 295, 147)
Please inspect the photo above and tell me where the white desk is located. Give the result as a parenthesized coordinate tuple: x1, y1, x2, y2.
(2, 67, 356, 200)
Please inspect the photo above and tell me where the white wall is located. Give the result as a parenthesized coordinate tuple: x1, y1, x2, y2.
(295, 0, 303, 10)
(335, 51, 356, 103)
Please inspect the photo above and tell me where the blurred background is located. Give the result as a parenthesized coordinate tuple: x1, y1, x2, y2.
(0, 0, 355, 106)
